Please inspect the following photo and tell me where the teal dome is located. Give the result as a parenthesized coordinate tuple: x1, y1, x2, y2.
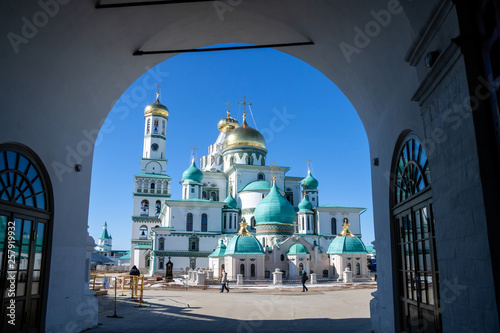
(223, 194, 238, 209)
(254, 183, 295, 224)
(300, 170, 319, 190)
(327, 235, 367, 254)
(181, 160, 203, 183)
(239, 180, 271, 192)
(287, 243, 310, 255)
(298, 196, 313, 211)
(209, 239, 227, 257)
(225, 235, 265, 255)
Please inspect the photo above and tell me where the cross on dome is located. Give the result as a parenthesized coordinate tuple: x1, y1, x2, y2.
(190, 144, 198, 162)
(237, 96, 252, 119)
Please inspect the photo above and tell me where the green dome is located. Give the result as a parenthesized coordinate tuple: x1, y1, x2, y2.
(223, 194, 238, 209)
(181, 160, 203, 183)
(298, 196, 313, 211)
(254, 183, 295, 224)
(300, 170, 319, 190)
(225, 235, 265, 255)
(327, 235, 368, 254)
(287, 243, 310, 255)
(209, 239, 227, 257)
(239, 180, 271, 192)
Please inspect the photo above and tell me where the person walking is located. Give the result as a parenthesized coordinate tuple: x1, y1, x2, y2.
(129, 265, 140, 290)
(301, 270, 309, 292)
(220, 269, 229, 293)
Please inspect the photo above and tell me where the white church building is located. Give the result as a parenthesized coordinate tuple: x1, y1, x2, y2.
(130, 95, 369, 280)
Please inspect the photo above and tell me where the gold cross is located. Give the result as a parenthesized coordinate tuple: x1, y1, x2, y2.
(237, 96, 252, 118)
(292, 221, 298, 234)
(306, 157, 312, 172)
(190, 144, 198, 161)
(155, 84, 161, 100)
(271, 161, 277, 183)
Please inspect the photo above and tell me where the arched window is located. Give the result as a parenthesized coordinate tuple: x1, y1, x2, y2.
(262, 194, 265, 199)
(162, 120, 166, 135)
(191, 241, 196, 250)
(356, 262, 361, 276)
(159, 260, 164, 269)
(210, 191, 217, 201)
(347, 263, 352, 271)
(251, 264, 256, 277)
(186, 213, 193, 231)
(302, 218, 305, 230)
(229, 214, 232, 229)
(158, 238, 165, 250)
(150, 182, 155, 189)
(0, 145, 53, 328)
(140, 200, 149, 216)
(257, 172, 265, 180)
(331, 218, 337, 234)
(262, 237, 266, 247)
(153, 119, 159, 133)
(224, 215, 227, 229)
(240, 264, 245, 277)
(280, 254, 285, 262)
(246, 155, 253, 165)
(189, 236, 199, 251)
(285, 194, 293, 205)
(299, 263, 304, 272)
(146, 119, 151, 134)
(251, 216, 256, 228)
(230, 156, 234, 165)
(201, 213, 208, 232)
(191, 187, 195, 193)
(140, 225, 148, 237)
(155, 200, 161, 217)
(307, 217, 310, 230)
(202, 191, 207, 199)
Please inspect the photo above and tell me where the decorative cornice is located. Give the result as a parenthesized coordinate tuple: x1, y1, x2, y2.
(132, 216, 161, 223)
(153, 251, 210, 258)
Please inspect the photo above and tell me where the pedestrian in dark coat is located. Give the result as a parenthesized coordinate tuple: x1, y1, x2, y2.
(129, 265, 140, 289)
(301, 270, 309, 292)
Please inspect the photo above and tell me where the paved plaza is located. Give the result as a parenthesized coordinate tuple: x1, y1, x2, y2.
(88, 285, 375, 333)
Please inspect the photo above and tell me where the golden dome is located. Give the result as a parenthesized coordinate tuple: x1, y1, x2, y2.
(217, 111, 239, 133)
(144, 93, 169, 118)
(224, 115, 266, 150)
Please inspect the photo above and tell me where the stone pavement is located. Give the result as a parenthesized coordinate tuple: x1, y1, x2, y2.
(88, 286, 375, 333)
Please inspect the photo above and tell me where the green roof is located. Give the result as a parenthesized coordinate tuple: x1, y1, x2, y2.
(99, 222, 111, 240)
(134, 244, 152, 249)
(239, 180, 271, 192)
(327, 235, 368, 254)
(208, 239, 227, 257)
(365, 245, 376, 253)
(119, 251, 131, 260)
(300, 171, 318, 190)
(135, 173, 171, 178)
(298, 196, 313, 211)
(223, 194, 238, 209)
(287, 243, 310, 255)
(225, 235, 265, 255)
(254, 183, 295, 225)
(181, 160, 203, 183)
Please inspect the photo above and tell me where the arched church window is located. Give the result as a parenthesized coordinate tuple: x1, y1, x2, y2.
(159, 260, 164, 269)
(201, 213, 208, 232)
(307, 217, 310, 230)
(393, 137, 431, 205)
(147, 119, 151, 134)
(262, 194, 265, 199)
(311, 197, 315, 201)
(224, 215, 227, 229)
(301, 218, 305, 230)
(191, 241, 196, 250)
(257, 173, 265, 181)
(331, 218, 337, 234)
(240, 264, 245, 277)
(151, 182, 155, 189)
(280, 254, 285, 262)
(229, 214, 232, 229)
(159, 238, 164, 250)
(246, 156, 253, 165)
(251, 216, 256, 228)
(140, 200, 149, 216)
(251, 264, 256, 277)
(285, 194, 293, 204)
(140, 225, 148, 237)
(191, 187, 195, 193)
(153, 119, 159, 133)
(202, 191, 207, 199)
(155, 200, 161, 217)
(186, 213, 193, 231)
(210, 191, 217, 201)
(162, 120, 166, 135)
(356, 263, 361, 276)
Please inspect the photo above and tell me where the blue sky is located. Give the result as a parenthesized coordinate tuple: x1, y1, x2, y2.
(88, 44, 374, 250)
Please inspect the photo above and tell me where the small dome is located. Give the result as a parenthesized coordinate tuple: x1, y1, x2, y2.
(144, 94, 169, 118)
(181, 160, 203, 183)
(254, 183, 295, 224)
(224, 115, 266, 150)
(300, 169, 319, 190)
(217, 111, 239, 133)
(225, 223, 265, 255)
(239, 180, 271, 193)
(287, 243, 310, 255)
(327, 235, 367, 254)
(223, 194, 238, 209)
(208, 239, 227, 257)
(298, 196, 313, 211)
